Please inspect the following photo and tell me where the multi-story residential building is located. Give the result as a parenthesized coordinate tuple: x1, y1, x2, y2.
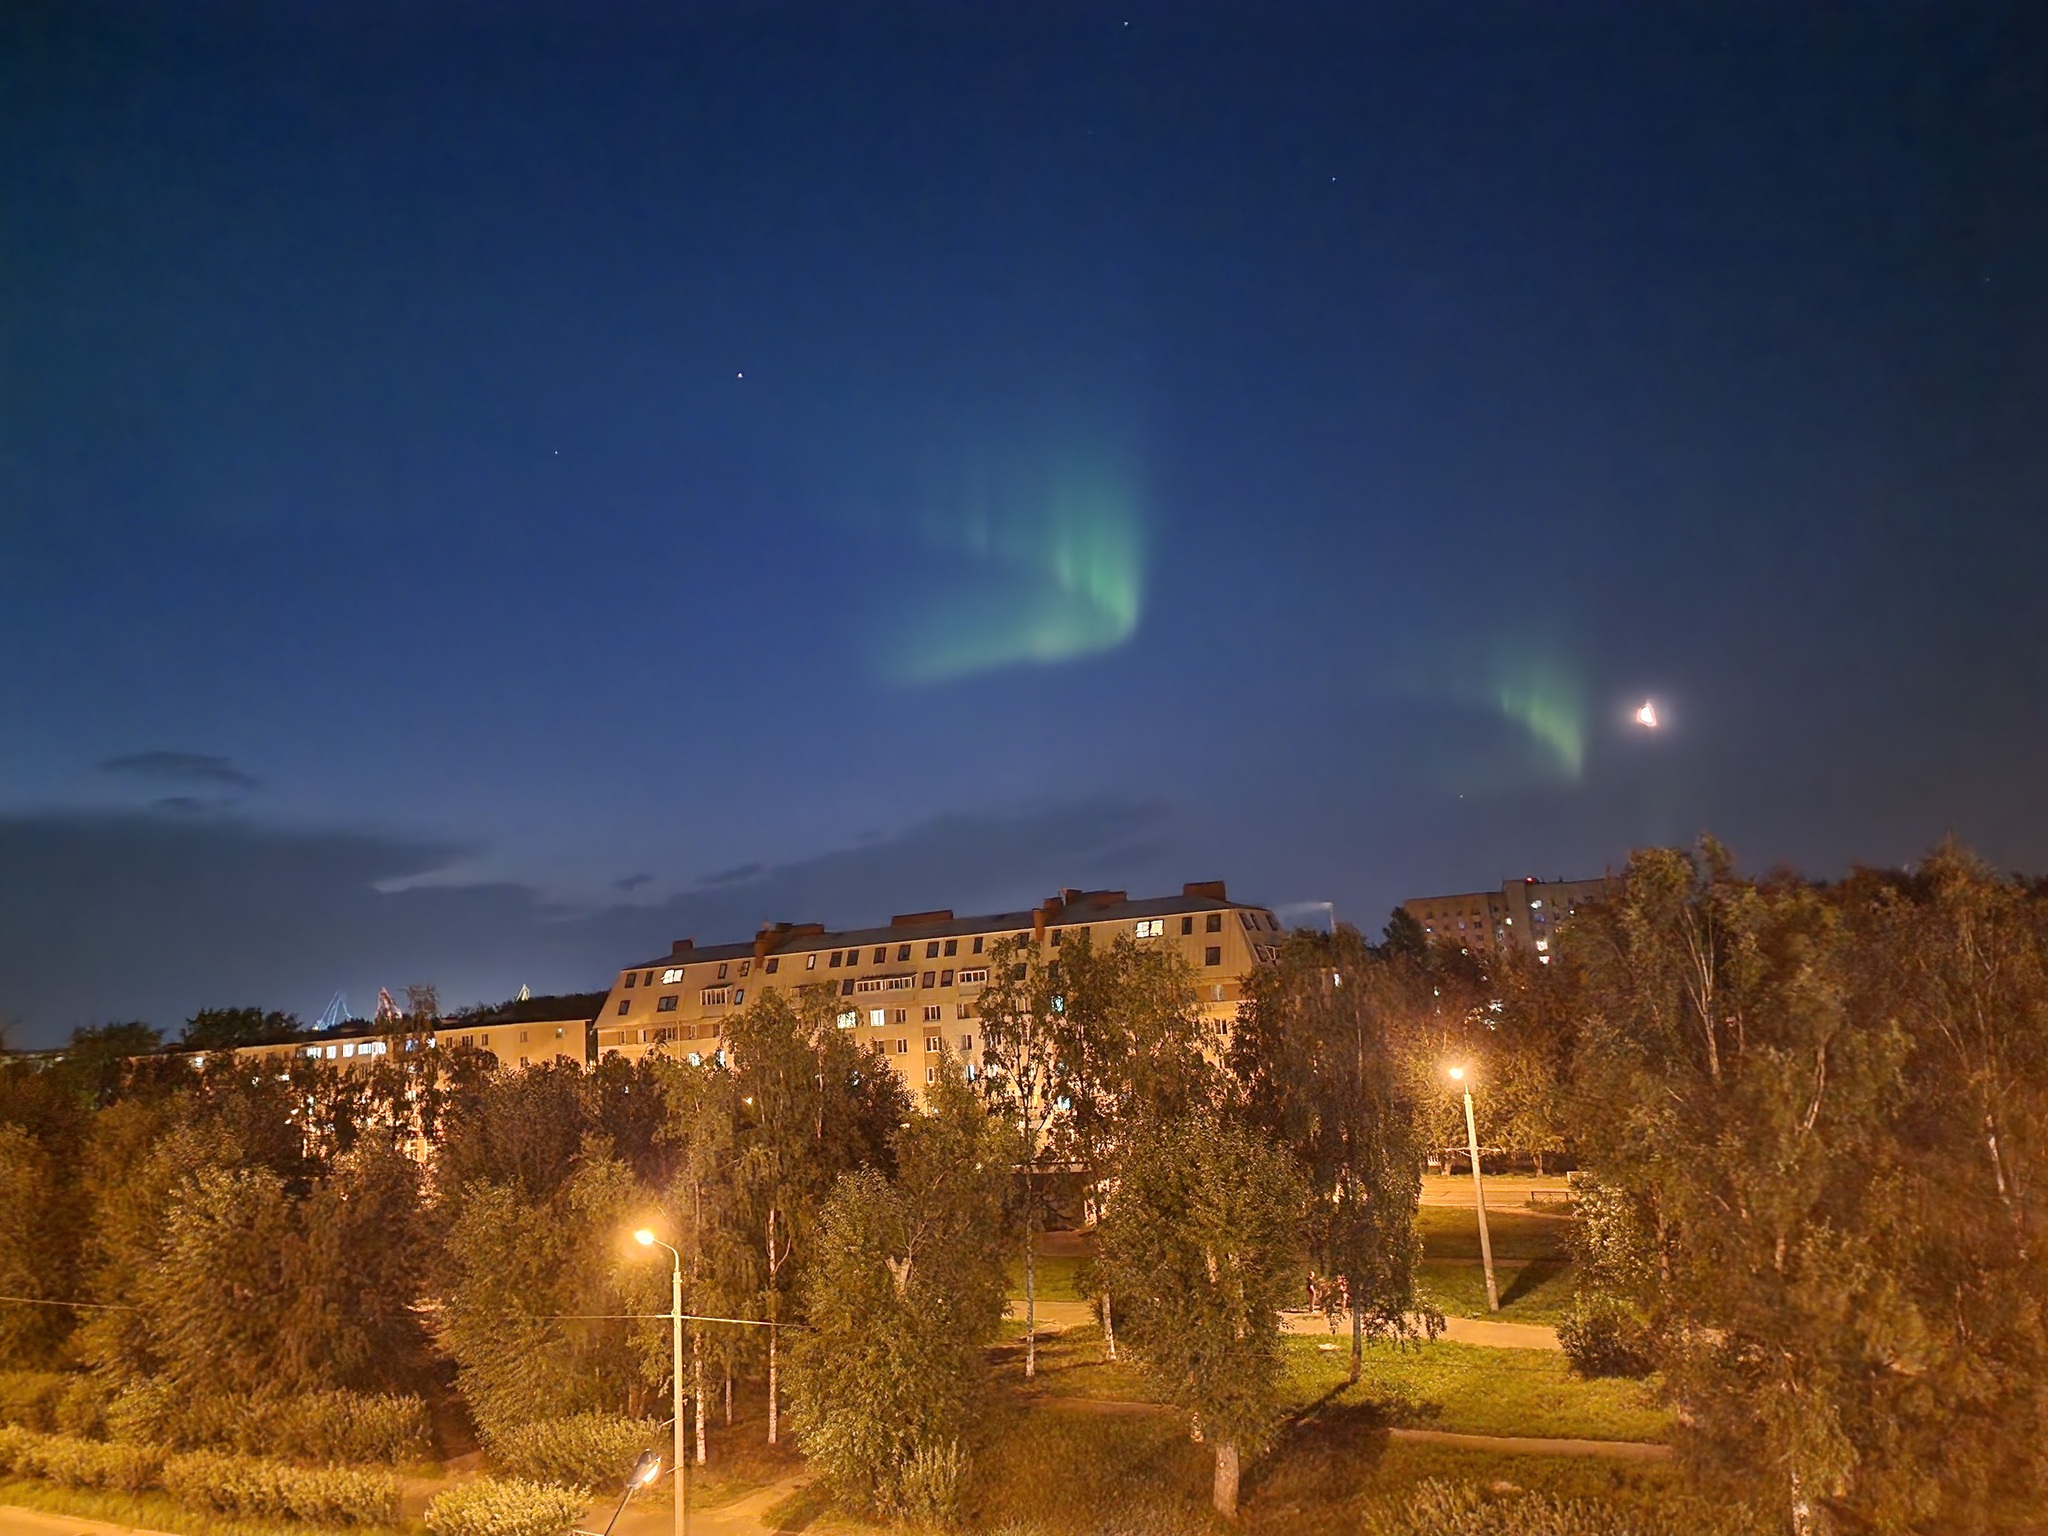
(592, 882, 1283, 1100)
(1401, 875, 1612, 963)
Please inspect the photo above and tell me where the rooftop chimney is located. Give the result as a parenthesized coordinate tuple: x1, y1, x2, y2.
(1183, 880, 1228, 901)
(670, 938, 695, 957)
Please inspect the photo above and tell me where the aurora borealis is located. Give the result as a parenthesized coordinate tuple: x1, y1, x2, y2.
(4, 4, 2047, 1037)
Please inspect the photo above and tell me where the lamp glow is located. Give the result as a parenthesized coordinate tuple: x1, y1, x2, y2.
(633, 1228, 655, 1246)
(1447, 1065, 1465, 1081)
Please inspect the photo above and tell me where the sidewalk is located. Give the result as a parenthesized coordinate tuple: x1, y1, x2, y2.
(1282, 1309, 1562, 1352)
(0, 1507, 178, 1536)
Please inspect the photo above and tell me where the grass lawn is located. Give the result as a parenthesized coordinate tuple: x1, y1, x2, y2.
(1416, 1205, 1574, 1263)
(994, 1325, 1667, 1445)
(1281, 1338, 1670, 1443)
(1005, 1250, 1089, 1301)
(1415, 1257, 1577, 1324)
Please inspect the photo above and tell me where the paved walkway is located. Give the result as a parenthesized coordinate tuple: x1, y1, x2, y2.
(1018, 1298, 1562, 1352)
(587, 1472, 814, 1536)
(0, 1507, 178, 1536)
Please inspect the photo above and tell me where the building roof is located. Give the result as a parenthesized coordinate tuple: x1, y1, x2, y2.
(625, 884, 1268, 971)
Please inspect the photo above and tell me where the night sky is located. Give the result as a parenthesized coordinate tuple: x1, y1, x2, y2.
(5, 3, 2047, 1043)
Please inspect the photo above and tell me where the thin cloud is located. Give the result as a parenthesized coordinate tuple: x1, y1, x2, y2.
(99, 751, 259, 792)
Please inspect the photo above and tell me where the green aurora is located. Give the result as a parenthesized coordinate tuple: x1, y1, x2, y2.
(879, 454, 1144, 684)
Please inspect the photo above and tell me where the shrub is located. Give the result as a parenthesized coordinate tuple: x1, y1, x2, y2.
(162, 1449, 400, 1525)
(104, 1378, 181, 1445)
(54, 1375, 113, 1438)
(1358, 1478, 1771, 1536)
(0, 1372, 69, 1431)
(424, 1477, 589, 1536)
(485, 1414, 659, 1491)
(270, 1391, 432, 1465)
(1558, 1294, 1655, 1379)
(0, 1428, 163, 1492)
(899, 1439, 968, 1529)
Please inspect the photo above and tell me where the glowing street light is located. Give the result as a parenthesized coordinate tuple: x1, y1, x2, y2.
(1447, 1066, 1499, 1313)
(1634, 700, 1659, 729)
(633, 1229, 687, 1536)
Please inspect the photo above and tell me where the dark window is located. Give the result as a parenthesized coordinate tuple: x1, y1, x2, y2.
(972, 935, 985, 953)
(940, 968, 954, 986)
(944, 939, 958, 956)
(1011, 963, 1027, 980)
(874, 946, 888, 963)
(895, 1038, 909, 1054)
(717, 962, 729, 979)
(830, 951, 843, 968)
(923, 971, 936, 988)
(897, 944, 912, 962)
(1206, 913, 1223, 933)
(617, 1000, 631, 1015)
(734, 988, 745, 1004)
(1204, 946, 1222, 966)
(1050, 928, 1064, 946)
(960, 1034, 973, 1051)
(624, 973, 637, 988)
(1181, 916, 1194, 935)
(926, 941, 940, 959)
(841, 978, 855, 996)
(765, 957, 779, 973)
(657, 996, 678, 1013)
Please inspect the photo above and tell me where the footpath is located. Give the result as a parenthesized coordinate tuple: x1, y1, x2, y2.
(1022, 1299, 1562, 1352)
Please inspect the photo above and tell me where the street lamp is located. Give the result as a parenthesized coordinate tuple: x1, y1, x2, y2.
(633, 1229, 686, 1536)
(1446, 1067, 1499, 1312)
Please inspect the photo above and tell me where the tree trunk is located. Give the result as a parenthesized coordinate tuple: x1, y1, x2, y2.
(1212, 1441, 1240, 1519)
(1023, 1167, 1038, 1380)
(766, 1208, 781, 1445)
(1350, 1301, 1363, 1383)
(767, 1319, 779, 1445)
(723, 1361, 732, 1427)
(692, 1332, 706, 1465)
(1101, 1289, 1116, 1361)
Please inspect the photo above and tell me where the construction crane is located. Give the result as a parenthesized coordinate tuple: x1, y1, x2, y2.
(374, 988, 402, 1023)
(315, 992, 352, 1032)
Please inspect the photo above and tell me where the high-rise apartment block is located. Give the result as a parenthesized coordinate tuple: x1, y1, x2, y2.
(1401, 875, 1612, 962)
(592, 882, 1282, 1099)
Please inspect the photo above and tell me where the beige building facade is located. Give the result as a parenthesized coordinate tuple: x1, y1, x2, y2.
(592, 882, 1283, 1100)
(1401, 875, 1612, 963)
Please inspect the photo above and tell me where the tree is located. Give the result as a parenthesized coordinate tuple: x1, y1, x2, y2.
(1570, 841, 2048, 1532)
(0, 1123, 80, 1365)
(1048, 929, 1219, 1357)
(787, 1062, 1011, 1520)
(1096, 1112, 1304, 1519)
(972, 935, 1067, 1380)
(1233, 926, 1434, 1379)
(724, 986, 905, 1442)
(179, 1007, 303, 1050)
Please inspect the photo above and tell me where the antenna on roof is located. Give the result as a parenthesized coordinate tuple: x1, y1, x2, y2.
(374, 988, 402, 1023)
(515, 984, 531, 1002)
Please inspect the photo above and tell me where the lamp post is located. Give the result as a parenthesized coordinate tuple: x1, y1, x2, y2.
(1447, 1067, 1499, 1312)
(634, 1229, 687, 1536)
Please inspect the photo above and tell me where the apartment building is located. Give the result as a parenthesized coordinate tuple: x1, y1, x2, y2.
(194, 992, 605, 1072)
(592, 882, 1283, 1100)
(1401, 875, 1612, 963)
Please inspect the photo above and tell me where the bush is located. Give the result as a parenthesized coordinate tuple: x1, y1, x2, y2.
(1558, 1294, 1655, 1379)
(270, 1391, 432, 1465)
(899, 1439, 968, 1529)
(0, 1428, 164, 1492)
(104, 1378, 180, 1445)
(162, 1449, 400, 1525)
(1359, 1478, 1770, 1536)
(424, 1477, 589, 1536)
(54, 1375, 113, 1438)
(485, 1414, 660, 1491)
(0, 1372, 69, 1431)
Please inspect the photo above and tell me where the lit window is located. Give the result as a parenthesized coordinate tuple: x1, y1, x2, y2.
(806, 954, 817, 970)
(870, 1008, 886, 1027)
(688, 1052, 702, 1067)
(739, 959, 751, 976)
(662, 967, 686, 984)
(1535, 939, 1549, 952)
(1211, 984, 1225, 1001)
(1135, 918, 1164, 938)
(837, 1011, 857, 1029)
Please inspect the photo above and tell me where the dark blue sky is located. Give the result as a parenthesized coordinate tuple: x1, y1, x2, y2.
(5, 3, 2046, 1042)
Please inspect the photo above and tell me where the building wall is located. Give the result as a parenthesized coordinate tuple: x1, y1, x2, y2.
(1401, 875, 1612, 962)
(590, 882, 1283, 1101)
